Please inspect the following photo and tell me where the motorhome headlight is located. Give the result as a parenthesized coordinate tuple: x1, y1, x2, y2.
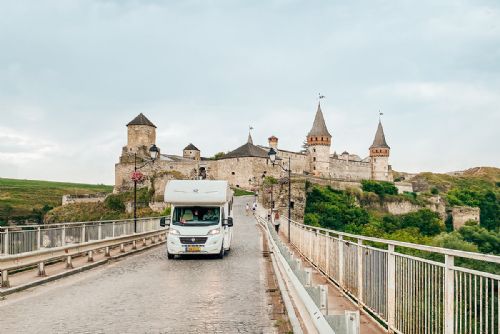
(207, 228, 220, 235)
(169, 229, 181, 235)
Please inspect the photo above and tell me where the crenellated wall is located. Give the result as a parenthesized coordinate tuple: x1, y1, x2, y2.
(329, 158, 371, 181)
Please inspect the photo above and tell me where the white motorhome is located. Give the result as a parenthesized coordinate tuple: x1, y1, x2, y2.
(163, 180, 234, 259)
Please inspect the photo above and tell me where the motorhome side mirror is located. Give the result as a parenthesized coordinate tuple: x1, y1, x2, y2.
(227, 217, 233, 227)
(160, 217, 166, 227)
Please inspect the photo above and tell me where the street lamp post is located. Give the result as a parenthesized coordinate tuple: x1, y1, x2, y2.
(267, 148, 292, 243)
(132, 144, 160, 233)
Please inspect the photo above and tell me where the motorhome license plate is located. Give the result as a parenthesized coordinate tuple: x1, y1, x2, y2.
(186, 246, 201, 252)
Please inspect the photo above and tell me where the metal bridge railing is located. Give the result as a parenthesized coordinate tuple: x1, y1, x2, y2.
(0, 217, 168, 257)
(280, 219, 500, 334)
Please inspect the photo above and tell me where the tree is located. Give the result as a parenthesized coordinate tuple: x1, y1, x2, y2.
(105, 195, 125, 212)
(213, 152, 226, 160)
(458, 222, 500, 255)
(300, 140, 309, 153)
(361, 180, 398, 196)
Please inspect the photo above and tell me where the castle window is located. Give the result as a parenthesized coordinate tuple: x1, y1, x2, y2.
(231, 172, 235, 175)
(313, 148, 316, 153)
(315, 137, 318, 141)
(313, 157, 316, 161)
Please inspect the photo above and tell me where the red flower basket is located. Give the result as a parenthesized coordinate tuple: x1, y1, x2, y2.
(131, 171, 145, 183)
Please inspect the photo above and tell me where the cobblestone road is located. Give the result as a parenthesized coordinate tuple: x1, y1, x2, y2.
(0, 196, 275, 334)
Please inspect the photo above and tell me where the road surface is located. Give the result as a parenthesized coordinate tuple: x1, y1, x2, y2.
(0, 196, 275, 334)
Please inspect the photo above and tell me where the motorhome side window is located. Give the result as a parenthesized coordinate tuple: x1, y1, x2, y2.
(172, 207, 220, 226)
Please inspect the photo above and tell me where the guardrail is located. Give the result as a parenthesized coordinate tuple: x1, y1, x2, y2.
(0, 217, 169, 290)
(280, 219, 500, 334)
(258, 215, 360, 334)
(0, 217, 167, 256)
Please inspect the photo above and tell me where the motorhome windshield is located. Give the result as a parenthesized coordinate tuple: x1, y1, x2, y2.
(172, 207, 220, 226)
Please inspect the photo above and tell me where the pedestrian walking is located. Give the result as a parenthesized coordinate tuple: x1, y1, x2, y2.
(245, 203, 250, 215)
(252, 202, 257, 214)
(273, 211, 280, 233)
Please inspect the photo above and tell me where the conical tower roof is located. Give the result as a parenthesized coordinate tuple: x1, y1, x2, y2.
(127, 113, 156, 128)
(247, 132, 253, 144)
(221, 133, 268, 159)
(183, 143, 200, 151)
(370, 121, 390, 149)
(308, 103, 331, 137)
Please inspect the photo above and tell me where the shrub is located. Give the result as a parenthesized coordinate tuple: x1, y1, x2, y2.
(105, 195, 125, 212)
(305, 185, 370, 231)
(361, 180, 398, 196)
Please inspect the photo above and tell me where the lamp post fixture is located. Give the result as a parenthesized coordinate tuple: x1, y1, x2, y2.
(267, 148, 292, 242)
(133, 144, 160, 233)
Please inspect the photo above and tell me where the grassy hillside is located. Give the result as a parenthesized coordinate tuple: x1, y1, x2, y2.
(0, 178, 113, 223)
(409, 167, 500, 193)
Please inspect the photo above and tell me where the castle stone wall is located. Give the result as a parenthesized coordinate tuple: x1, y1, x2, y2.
(127, 125, 155, 151)
(308, 144, 330, 176)
(329, 158, 371, 181)
(212, 157, 281, 190)
(371, 155, 392, 181)
(452, 206, 480, 230)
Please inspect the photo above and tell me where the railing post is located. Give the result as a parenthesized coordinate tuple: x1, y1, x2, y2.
(4, 228, 9, 255)
(309, 229, 313, 261)
(338, 235, 344, 287)
(37, 226, 41, 251)
(1, 269, 10, 288)
(387, 244, 396, 333)
(98, 222, 102, 240)
(357, 239, 363, 306)
(132, 240, 137, 250)
(325, 232, 330, 276)
(120, 243, 125, 253)
(66, 255, 73, 269)
(444, 255, 455, 334)
(299, 226, 303, 253)
(304, 268, 312, 287)
(112, 221, 115, 238)
(61, 225, 66, 246)
(87, 250, 94, 262)
(105, 246, 111, 257)
(320, 285, 329, 315)
(313, 230, 317, 264)
(38, 261, 46, 276)
(81, 224, 86, 243)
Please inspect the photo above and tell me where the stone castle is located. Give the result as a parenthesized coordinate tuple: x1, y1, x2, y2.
(114, 104, 393, 196)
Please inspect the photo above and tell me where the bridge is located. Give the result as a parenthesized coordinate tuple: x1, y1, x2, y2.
(1, 196, 499, 333)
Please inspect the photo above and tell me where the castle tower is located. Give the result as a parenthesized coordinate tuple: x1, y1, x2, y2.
(369, 120, 392, 181)
(268, 135, 278, 149)
(183, 143, 200, 161)
(306, 103, 332, 176)
(126, 113, 157, 153)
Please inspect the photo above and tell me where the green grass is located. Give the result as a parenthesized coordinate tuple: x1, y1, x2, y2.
(0, 178, 113, 220)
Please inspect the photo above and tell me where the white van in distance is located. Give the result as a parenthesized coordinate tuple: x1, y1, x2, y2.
(162, 180, 234, 259)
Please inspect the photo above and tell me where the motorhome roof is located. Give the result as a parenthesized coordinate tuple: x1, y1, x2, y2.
(164, 180, 232, 205)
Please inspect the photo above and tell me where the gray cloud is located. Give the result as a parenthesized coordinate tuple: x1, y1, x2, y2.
(0, 0, 498, 183)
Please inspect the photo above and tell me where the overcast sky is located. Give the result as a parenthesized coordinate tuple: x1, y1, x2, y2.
(0, 0, 499, 185)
